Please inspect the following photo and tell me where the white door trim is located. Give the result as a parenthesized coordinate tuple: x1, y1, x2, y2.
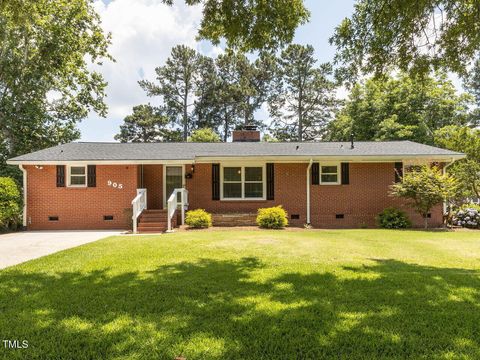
(163, 164, 185, 208)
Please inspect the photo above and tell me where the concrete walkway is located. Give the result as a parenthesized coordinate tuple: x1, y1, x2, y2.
(0, 230, 122, 269)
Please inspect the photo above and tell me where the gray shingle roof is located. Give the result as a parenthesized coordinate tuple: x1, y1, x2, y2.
(7, 141, 464, 163)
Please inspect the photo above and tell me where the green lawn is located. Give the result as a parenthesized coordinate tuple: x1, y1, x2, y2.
(1, 230, 480, 359)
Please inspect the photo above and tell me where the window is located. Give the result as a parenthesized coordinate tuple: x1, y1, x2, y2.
(222, 165, 265, 199)
(320, 164, 340, 184)
(68, 165, 87, 187)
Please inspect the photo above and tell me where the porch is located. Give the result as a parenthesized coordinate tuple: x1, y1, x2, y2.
(130, 163, 271, 233)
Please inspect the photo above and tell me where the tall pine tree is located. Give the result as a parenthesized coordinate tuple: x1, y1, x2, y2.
(139, 45, 205, 140)
(268, 44, 337, 141)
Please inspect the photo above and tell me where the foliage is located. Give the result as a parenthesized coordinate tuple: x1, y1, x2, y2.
(376, 207, 411, 229)
(0, 0, 111, 174)
(262, 134, 279, 142)
(2, 230, 480, 359)
(187, 128, 221, 142)
(434, 125, 480, 198)
(196, 51, 275, 141)
(326, 73, 472, 144)
(390, 166, 458, 228)
(464, 57, 480, 126)
(256, 206, 288, 229)
(453, 207, 480, 229)
(269, 44, 337, 141)
(162, 0, 309, 51)
(0, 177, 21, 230)
(139, 45, 205, 140)
(185, 209, 212, 228)
(115, 105, 181, 143)
(330, 0, 480, 82)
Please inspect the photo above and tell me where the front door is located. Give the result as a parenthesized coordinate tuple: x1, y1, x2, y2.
(164, 166, 183, 207)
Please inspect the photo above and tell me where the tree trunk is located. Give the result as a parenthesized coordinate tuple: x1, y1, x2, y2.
(424, 216, 428, 229)
(298, 90, 303, 142)
(224, 109, 228, 142)
(183, 94, 188, 141)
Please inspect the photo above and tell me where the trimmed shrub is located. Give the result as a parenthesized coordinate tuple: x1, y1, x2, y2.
(376, 207, 412, 229)
(185, 209, 212, 228)
(0, 177, 22, 230)
(256, 206, 288, 229)
(453, 205, 480, 229)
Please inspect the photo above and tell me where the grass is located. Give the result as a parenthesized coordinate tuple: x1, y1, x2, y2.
(0, 229, 480, 359)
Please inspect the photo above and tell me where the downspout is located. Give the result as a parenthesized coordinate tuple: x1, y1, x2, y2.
(306, 159, 313, 225)
(19, 165, 27, 228)
(442, 158, 455, 216)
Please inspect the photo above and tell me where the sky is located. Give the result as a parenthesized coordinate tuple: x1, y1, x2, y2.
(79, 0, 356, 142)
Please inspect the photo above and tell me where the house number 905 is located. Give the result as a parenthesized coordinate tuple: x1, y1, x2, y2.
(107, 180, 123, 189)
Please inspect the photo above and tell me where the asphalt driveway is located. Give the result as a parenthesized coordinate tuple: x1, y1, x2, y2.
(0, 230, 122, 269)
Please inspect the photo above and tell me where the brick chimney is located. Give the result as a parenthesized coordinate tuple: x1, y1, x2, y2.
(232, 124, 260, 142)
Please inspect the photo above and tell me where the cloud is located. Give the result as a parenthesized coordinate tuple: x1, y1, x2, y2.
(79, 0, 203, 141)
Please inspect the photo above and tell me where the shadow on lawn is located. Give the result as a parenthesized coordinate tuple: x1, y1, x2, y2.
(0, 258, 479, 359)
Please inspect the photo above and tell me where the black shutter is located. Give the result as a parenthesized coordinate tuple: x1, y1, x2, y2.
(311, 163, 319, 185)
(341, 163, 350, 185)
(394, 162, 403, 183)
(266, 163, 274, 200)
(212, 164, 220, 200)
(56, 165, 65, 187)
(87, 165, 96, 187)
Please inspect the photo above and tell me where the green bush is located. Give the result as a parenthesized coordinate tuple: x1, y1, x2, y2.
(0, 177, 22, 230)
(376, 207, 411, 229)
(185, 209, 212, 228)
(256, 206, 288, 229)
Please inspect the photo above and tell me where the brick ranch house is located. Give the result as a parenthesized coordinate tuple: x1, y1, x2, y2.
(7, 128, 464, 232)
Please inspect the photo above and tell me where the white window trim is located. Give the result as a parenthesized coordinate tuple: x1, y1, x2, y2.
(319, 162, 341, 185)
(67, 165, 87, 187)
(220, 163, 266, 201)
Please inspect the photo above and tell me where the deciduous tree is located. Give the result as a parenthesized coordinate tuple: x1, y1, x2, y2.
(188, 128, 221, 142)
(434, 125, 480, 199)
(162, 0, 309, 51)
(331, 0, 480, 82)
(390, 165, 458, 228)
(0, 0, 111, 179)
(325, 73, 472, 144)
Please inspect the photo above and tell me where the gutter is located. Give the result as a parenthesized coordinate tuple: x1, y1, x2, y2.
(306, 159, 313, 225)
(19, 165, 27, 227)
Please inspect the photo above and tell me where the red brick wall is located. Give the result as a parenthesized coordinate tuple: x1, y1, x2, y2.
(142, 165, 163, 209)
(25, 165, 139, 230)
(24, 162, 443, 230)
(310, 163, 443, 228)
(186, 162, 442, 228)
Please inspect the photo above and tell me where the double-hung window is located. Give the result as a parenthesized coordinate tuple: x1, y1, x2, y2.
(320, 164, 340, 184)
(222, 165, 265, 199)
(68, 165, 87, 187)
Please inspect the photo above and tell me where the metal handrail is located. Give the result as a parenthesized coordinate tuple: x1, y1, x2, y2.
(131, 188, 147, 233)
(167, 188, 189, 232)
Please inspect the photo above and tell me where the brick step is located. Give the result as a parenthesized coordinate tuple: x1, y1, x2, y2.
(138, 226, 167, 233)
(138, 221, 168, 228)
(139, 217, 168, 223)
